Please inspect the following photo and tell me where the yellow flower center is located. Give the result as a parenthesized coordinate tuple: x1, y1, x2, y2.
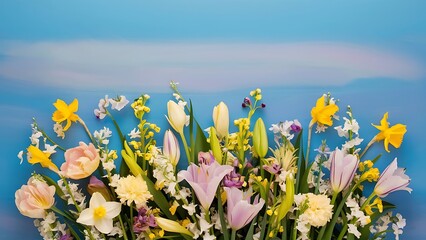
(94, 206, 106, 219)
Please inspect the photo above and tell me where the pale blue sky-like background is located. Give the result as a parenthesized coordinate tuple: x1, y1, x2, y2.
(1, 1, 425, 239)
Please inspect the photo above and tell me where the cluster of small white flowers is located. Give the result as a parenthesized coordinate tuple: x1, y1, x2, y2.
(186, 212, 214, 239)
(33, 212, 67, 240)
(149, 147, 180, 197)
(100, 150, 117, 172)
(334, 109, 363, 152)
(392, 213, 406, 240)
(94, 127, 112, 145)
(210, 210, 222, 230)
(269, 119, 302, 141)
(108, 221, 124, 238)
(84, 227, 103, 240)
(345, 195, 371, 238)
(57, 179, 86, 210)
(128, 128, 141, 139)
(94, 95, 130, 119)
(30, 123, 43, 148)
(370, 212, 392, 239)
(308, 143, 332, 194)
(53, 122, 65, 139)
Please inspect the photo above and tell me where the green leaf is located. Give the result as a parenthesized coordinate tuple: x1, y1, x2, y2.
(141, 174, 176, 220)
(245, 217, 257, 240)
(217, 190, 230, 240)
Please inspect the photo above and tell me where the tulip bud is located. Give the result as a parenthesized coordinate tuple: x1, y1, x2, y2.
(330, 149, 359, 193)
(87, 176, 112, 201)
(212, 102, 229, 139)
(209, 127, 222, 163)
(166, 101, 187, 134)
(253, 118, 268, 158)
(163, 130, 180, 167)
(155, 217, 194, 237)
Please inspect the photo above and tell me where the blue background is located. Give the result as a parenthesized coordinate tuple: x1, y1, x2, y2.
(1, 1, 425, 239)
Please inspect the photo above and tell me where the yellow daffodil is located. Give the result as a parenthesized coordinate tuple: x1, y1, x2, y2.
(27, 145, 59, 173)
(52, 99, 79, 131)
(372, 112, 407, 152)
(311, 95, 339, 126)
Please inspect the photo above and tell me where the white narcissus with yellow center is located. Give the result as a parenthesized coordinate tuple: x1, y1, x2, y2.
(77, 192, 121, 234)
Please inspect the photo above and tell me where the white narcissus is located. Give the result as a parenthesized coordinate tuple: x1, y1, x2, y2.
(77, 192, 121, 234)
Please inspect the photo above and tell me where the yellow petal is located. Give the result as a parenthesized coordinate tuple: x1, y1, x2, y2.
(69, 99, 79, 112)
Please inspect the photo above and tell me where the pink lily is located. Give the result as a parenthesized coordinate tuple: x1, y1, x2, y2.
(374, 158, 411, 198)
(224, 187, 265, 230)
(330, 148, 359, 193)
(178, 161, 233, 210)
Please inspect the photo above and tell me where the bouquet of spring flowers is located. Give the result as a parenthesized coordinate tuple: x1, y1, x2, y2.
(16, 82, 411, 240)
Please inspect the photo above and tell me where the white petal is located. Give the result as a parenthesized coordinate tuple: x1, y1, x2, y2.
(90, 192, 106, 208)
(76, 208, 95, 226)
(95, 218, 113, 234)
(104, 202, 121, 219)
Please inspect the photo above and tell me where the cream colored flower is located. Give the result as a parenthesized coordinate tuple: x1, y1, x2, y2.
(115, 175, 152, 208)
(298, 193, 333, 227)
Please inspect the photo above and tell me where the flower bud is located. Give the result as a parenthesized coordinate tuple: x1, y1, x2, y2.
(163, 130, 180, 167)
(87, 176, 112, 201)
(209, 127, 222, 163)
(212, 102, 229, 139)
(253, 118, 268, 158)
(166, 100, 187, 134)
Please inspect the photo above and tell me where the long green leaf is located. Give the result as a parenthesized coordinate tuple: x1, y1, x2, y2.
(141, 174, 176, 220)
(217, 190, 230, 240)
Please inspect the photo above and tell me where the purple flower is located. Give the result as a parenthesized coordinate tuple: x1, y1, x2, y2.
(198, 151, 215, 165)
(374, 158, 412, 198)
(224, 187, 265, 230)
(329, 148, 359, 193)
(59, 233, 73, 240)
(223, 170, 244, 188)
(178, 161, 233, 210)
(263, 163, 281, 175)
(290, 120, 302, 133)
(133, 208, 157, 233)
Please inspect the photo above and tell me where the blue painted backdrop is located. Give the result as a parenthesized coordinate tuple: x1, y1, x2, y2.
(1, 1, 425, 239)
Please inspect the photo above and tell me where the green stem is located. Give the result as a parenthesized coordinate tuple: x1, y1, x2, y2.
(118, 214, 129, 240)
(231, 229, 237, 240)
(337, 224, 348, 240)
(179, 132, 192, 164)
(51, 206, 75, 222)
(78, 118, 95, 144)
(360, 137, 376, 159)
(130, 206, 136, 240)
(305, 121, 314, 163)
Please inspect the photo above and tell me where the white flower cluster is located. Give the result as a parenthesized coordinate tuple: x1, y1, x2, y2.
(94, 95, 129, 119)
(84, 227, 103, 240)
(308, 143, 332, 194)
(345, 195, 371, 238)
(370, 212, 406, 240)
(149, 147, 179, 196)
(186, 212, 215, 240)
(33, 212, 67, 240)
(334, 109, 363, 152)
(94, 127, 112, 146)
(269, 119, 302, 142)
(57, 179, 86, 211)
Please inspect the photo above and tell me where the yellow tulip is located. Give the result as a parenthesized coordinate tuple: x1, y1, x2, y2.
(212, 101, 229, 139)
(372, 112, 407, 152)
(166, 101, 187, 134)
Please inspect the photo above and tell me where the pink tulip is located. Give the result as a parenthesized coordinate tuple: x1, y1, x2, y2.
(224, 187, 265, 230)
(61, 142, 100, 179)
(178, 161, 233, 210)
(163, 130, 180, 167)
(374, 158, 411, 198)
(15, 177, 56, 218)
(330, 148, 359, 193)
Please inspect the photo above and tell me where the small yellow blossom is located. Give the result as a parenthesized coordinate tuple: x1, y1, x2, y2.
(372, 112, 407, 152)
(266, 209, 273, 216)
(360, 168, 380, 182)
(52, 99, 79, 131)
(27, 145, 59, 173)
(311, 95, 339, 126)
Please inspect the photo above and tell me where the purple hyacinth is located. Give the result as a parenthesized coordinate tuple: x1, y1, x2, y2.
(133, 208, 157, 233)
(198, 151, 215, 165)
(59, 233, 73, 240)
(223, 170, 244, 188)
(290, 123, 301, 133)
